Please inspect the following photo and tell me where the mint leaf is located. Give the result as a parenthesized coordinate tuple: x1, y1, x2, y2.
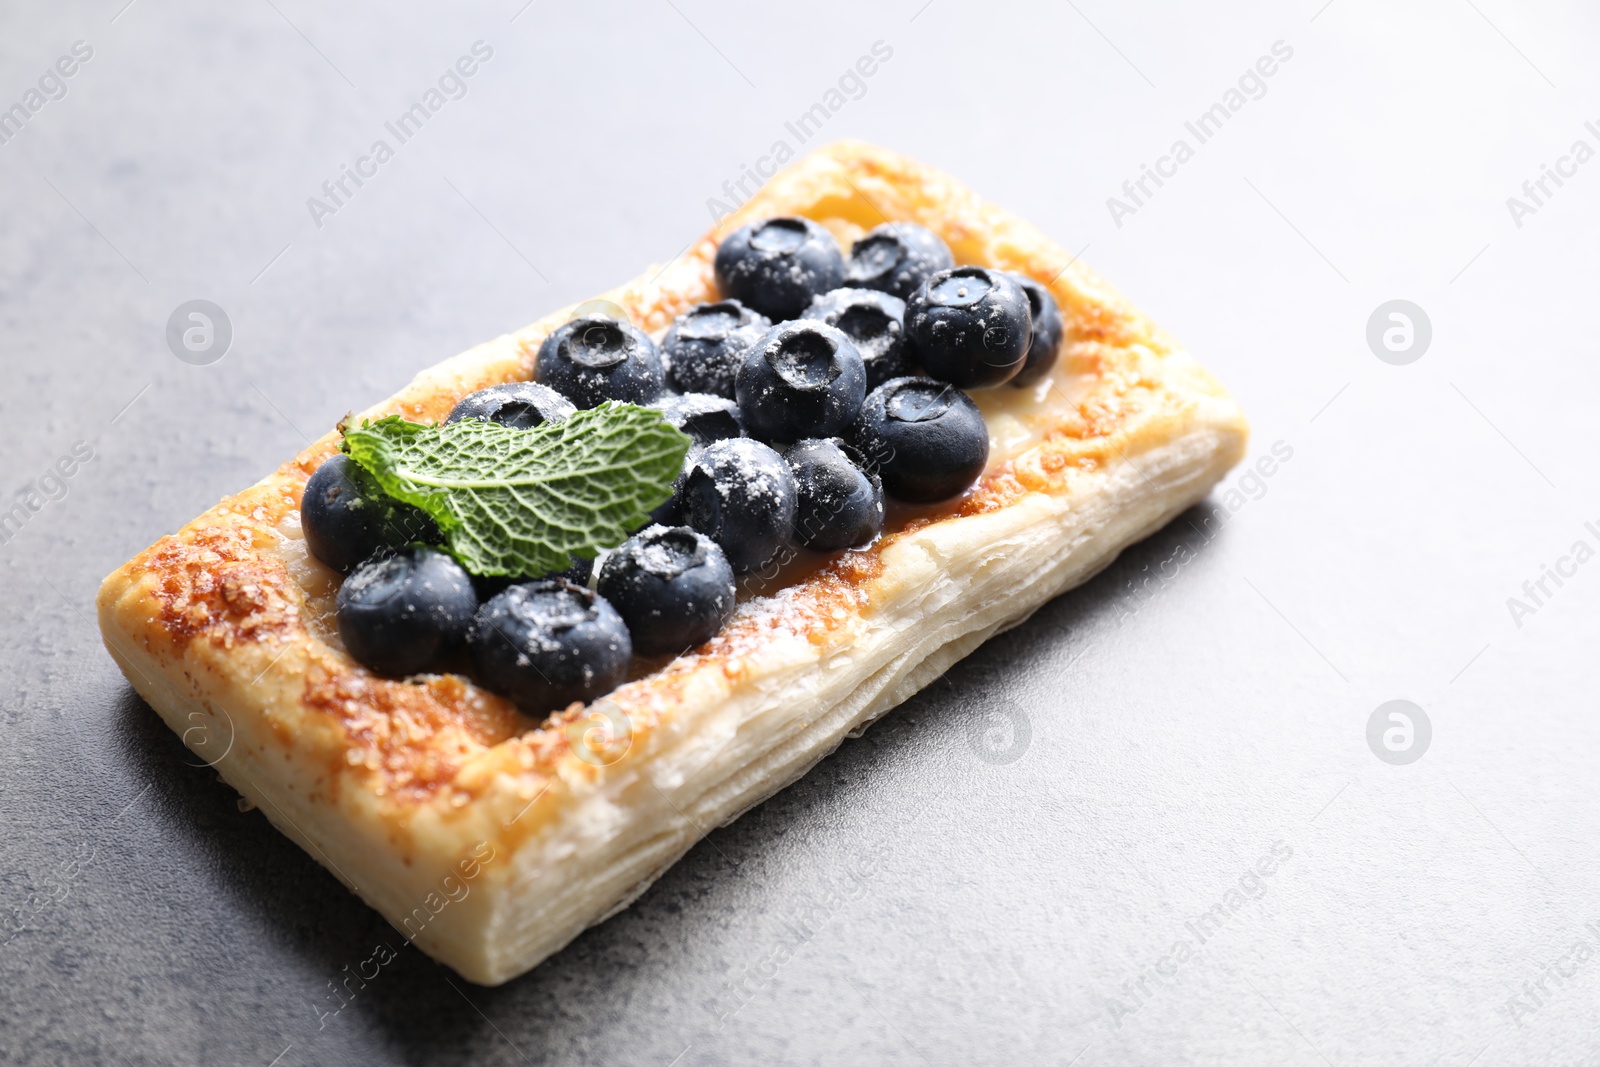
(343, 403, 690, 578)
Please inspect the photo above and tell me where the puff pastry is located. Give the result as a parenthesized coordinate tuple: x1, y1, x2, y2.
(97, 141, 1248, 985)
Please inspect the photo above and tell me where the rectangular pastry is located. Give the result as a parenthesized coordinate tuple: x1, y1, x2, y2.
(96, 140, 1248, 985)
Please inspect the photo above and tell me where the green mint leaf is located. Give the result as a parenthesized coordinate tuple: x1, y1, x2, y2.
(342, 403, 690, 578)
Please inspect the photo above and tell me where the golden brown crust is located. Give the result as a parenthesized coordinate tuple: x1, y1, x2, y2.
(97, 141, 1247, 982)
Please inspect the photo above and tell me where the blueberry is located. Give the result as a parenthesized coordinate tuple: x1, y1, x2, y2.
(681, 439, 798, 573)
(654, 393, 744, 448)
(336, 546, 477, 677)
(302, 454, 440, 574)
(844, 222, 954, 301)
(596, 525, 736, 655)
(784, 438, 885, 551)
(536, 316, 665, 408)
(905, 267, 1032, 389)
(471, 556, 593, 601)
(714, 217, 845, 321)
(735, 320, 866, 445)
(800, 287, 915, 392)
(1007, 273, 1064, 388)
(470, 580, 632, 713)
(662, 300, 771, 399)
(554, 555, 595, 586)
(445, 381, 575, 429)
(650, 455, 693, 527)
(852, 377, 989, 503)
(649, 394, 745, 526)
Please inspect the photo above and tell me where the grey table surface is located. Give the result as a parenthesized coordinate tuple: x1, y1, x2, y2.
(4, 1, 1598, 1064)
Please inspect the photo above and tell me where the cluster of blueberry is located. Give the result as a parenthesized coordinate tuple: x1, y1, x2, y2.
(656, 216, 1062, 564)
(299, 216, 1063, 718)
(302, 456, 733, 715)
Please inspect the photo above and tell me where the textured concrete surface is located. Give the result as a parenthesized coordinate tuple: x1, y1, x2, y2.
(4, 1, 1599, 1064)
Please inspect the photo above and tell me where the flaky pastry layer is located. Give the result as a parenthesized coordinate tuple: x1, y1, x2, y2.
(97, 141, 1247, 984)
